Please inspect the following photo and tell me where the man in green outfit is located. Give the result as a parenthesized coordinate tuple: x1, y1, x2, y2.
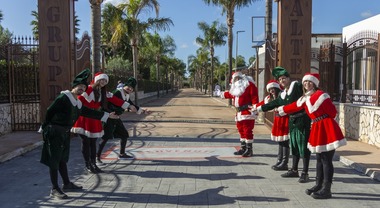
(40, 69, 118, 199)
(255, 66, 311, 183)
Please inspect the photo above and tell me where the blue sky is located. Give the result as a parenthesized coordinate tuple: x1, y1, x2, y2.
(1, 0, 380, 67)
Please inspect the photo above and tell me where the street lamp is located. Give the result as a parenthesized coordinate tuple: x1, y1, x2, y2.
(235, 30, 245, 69)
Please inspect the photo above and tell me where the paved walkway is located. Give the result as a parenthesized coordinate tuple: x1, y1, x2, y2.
(0, 88, 379, 207)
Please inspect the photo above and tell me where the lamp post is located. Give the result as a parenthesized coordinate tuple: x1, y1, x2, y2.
(235, 30, 245, 69)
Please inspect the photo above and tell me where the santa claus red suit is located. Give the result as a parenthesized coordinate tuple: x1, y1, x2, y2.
(221, 72, 258, 157)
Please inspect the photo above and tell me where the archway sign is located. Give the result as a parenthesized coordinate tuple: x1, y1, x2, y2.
(38, 0, 76, 120)
(276, 0, 312, 81)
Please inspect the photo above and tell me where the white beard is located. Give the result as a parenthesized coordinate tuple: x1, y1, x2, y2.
(230, 77, 249, 97)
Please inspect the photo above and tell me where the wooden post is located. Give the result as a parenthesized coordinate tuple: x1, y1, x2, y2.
(276, 0, 312, 79)
(38, 0, 76, 120)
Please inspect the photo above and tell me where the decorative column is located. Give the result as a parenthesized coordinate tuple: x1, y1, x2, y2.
(276, 0, 312, 80)
(38, 0, 76, 120)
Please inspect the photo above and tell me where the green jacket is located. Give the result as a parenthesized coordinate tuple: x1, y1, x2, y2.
(105, 89, 140, 115)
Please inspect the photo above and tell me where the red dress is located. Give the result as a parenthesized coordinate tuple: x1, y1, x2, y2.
(71, 85, 129, 138)
(255, 95, 289, 142)
(278, 90, 346, 153)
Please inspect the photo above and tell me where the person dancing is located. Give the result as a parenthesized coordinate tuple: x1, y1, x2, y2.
(40, 69, 118, 199)
(71, 72, 130, 173)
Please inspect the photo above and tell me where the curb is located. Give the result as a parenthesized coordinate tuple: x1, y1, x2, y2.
(335, 154, 380, 182)
(0, 141, 43, 164)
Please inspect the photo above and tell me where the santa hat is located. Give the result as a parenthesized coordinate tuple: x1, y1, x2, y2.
(302, 73, 320, 87)
(229, 72, 243, 84)
(266, 80, 281, 92)
(93, 72, 109, 84)
(232, 72, 243, 79)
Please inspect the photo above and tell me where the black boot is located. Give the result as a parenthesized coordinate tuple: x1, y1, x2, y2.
(234, 141, 246, 155)
(299, 157, 311, 183)
(311, 181, 332, 199)
(273, 146, 289, 171)
(271, 145, 283, 169)
(85, 162, 97, 174)
(242, 143, 253, 157)
(92, 162, 103, 173)
(305, 178, 323, 195)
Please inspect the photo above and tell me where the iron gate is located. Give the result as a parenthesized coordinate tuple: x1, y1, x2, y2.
(8, 37, 40, 131)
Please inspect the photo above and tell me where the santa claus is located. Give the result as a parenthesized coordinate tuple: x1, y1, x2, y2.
(221, 71, 259, 157)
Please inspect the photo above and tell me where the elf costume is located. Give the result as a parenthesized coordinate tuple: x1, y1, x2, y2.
(97, 77, 144, 161)
(40, 69, 111, 199)
(257, 66, 311, 183)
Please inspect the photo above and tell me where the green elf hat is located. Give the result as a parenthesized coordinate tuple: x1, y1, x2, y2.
(272, 66, 290, 80)
(71, 68, 91, 88)
(125, 77, 137, 89)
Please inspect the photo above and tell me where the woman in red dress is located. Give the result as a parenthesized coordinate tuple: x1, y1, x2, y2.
(253, 80, 290, 170)
(71, 72, 130, 173)
(278, 73, 347, 199)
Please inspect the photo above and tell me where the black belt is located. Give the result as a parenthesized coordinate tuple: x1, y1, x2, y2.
(312, 114, 328, 123)
(235, 104, 251, 112)
(49, 124, 71, 133)
(289, 110, 306, 119)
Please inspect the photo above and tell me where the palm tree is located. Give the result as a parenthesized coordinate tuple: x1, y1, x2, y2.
(31, 10, 80, 41)
(203, 0, 259, 102)
(112, 0, 173, 103)
(89, 0, 104, 73)
(141, 32, 176, 97)
(196, 20, 227, 96)
(102, 3, 132, 61)
(189, 48, 210, 93)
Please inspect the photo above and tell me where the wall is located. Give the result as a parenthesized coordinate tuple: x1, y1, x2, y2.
(335, 103, 380, 148)
(0, 104, 12, 136)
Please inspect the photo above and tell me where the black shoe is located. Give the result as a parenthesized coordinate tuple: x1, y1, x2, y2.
(233, 149, 245, 155)
(50, 188, 68, 200)
(96, 157, 105, 166)
(272, 164, 288, 171)
(92, 163, 103, 173)
(281, 169, 299, 178)
(298, 173, 309, 183)
(311, 182, 332, 199)
(241, 143, 253, 157)
(62, 182, 83, 191)
(118, 154, 135, 160)
(306, 184, 322, 195)
(85, 162, 97, 174)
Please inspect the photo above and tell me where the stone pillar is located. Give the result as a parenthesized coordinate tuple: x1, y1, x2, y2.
(38, 0, 75, 120)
